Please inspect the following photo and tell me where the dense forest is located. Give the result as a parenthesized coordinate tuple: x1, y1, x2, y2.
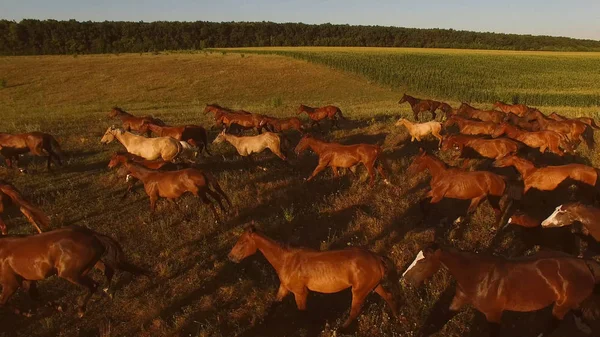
(1, 19, 600, 55)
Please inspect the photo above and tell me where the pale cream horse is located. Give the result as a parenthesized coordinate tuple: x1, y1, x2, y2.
(212, 130, 286, 160)
(395, 118, 443, 146)
(100, 126, 182, 161)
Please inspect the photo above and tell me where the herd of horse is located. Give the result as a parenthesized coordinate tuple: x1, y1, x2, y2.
(1, 95, 600, 336)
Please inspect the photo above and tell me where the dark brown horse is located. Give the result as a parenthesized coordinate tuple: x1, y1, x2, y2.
(407, 149, 507, 216)
(492, 122, 572, 156)
(0, 132, 64, 171)
(493, 154, 599, 195)
(503, 112, 539, 131)
(443, 116, 498, 136)
(542, 203, 600, 241)
(117, 161, 231, 221)
(403, 243, 600, 337)
(258, 116, 304, 133)
(108, 107, 165, 135)
(438, 102, 456, 118)
(139, 123, 211, 156)
(228, 226, 399, 328)
(531, 109, 594, 149)
(441, 135, 520, 160)
(294, 135, 387, 186)
(398, 94, 441, 121)
(0, 181, 49, 235)
(457, 103, 505, 124)
(549, 112, 600, 130)
(297, 104, 345, 130)
(0, 226, 148, 317)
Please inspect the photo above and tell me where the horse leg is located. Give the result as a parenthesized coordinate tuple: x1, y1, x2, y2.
(306, 161, 328, 182)
(331, 167, 339, 178)
(122, 180, 136, 199)
(482, 310, 503, 337)
(0, 275, 21, 313)
(293, 288, 308, 310)
(467, 195, 486, 214)
(0, 217, 7, 235)
(433, 130, 443, 147)
(537, 305, 569, 337)
(206, 189, 227, 213)
(61, 271, 98, 317)
(94, 261, 115, 298)
(374, 284, 398, 318)
(488, 196, 502, 220)
(275, 284, 290, 302)
(199, 192, 220, 223)
(364, 162, 376, 187)
(270, 146, 287, 161)
(342, 287, 370, 328)
(431, 110, 437, 120)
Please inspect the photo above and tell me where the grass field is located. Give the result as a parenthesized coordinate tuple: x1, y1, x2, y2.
(0, 49, 599, 337)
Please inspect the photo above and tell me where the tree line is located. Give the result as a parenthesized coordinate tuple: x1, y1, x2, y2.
(1, 19, 599, 55)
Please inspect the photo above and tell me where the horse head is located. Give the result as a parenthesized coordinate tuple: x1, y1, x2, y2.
(407, 148, 428, 174)
(398, 94, 408, 104)
(212, 130, 227, 144)
(228, 225, 259, 263)
(492, 153, 517, 168)
(394, 118, 407, 127)
(294, 134, 314, 155)
(541, 204, 576, 228)
(402, 243, 443, 287)
(297, 104, 307, 115)
(108, 107, 122, 118)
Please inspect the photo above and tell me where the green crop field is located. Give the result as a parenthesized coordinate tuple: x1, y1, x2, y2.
(0, 49, 598, 337)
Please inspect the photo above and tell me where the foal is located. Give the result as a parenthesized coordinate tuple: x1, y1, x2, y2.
(212, 130, 286, 161)
(0, 181, 50, 234)
(294, 134, 387, 186)
(139, 123, 211, 156)
(403, 244, 600, 337)
(398, 94, 442, 121)
(542, 203, 600, 241)
(228, 226, 399, 328)
(118, 161, 231, 221)
(395, 118, 443, 146)
(297, 104, 345, 129)
(0, 132, 64, 170)
(0, 226, 148, 317)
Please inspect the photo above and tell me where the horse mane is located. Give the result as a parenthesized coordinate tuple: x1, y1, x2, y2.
(112, 106, 126, 113)
(207, 103, 234, 112)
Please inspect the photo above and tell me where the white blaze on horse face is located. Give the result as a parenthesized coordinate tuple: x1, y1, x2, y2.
(507, 217, 512, 224)
(402, 250, 425, 278)
(541, 205, 565, 228)
(125, 174, 132, 183)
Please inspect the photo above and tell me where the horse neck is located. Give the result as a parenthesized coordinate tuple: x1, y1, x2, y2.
(253, 233, 289, 273)
(404, 95, 418, 106)
(115, 110, 132, 120)
(399, 119, 412, 128)
(124, 162, 152, 181)
(112, 130, 134, 147)
(510, 157, 536, 177)
(148, 124, 163, 133)
(423, 155, 447, 176)
(221, 133, 241, 146)
(439, 249, 488, 288)
(304, 138, 327, 153)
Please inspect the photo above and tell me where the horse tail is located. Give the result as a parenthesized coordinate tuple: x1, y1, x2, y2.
(336, 108, 346, 120)
(93, 232, 153, 277)
(0, 184, 50, 233)
(497, 178, 522, 231)
(582, 125, 595, 150)
(200, 128, 211, 155)
(203, 171, 232, 207)
(45, 134, 64, 164)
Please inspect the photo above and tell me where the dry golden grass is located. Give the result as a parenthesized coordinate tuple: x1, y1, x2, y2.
(0, 51, 598, 337)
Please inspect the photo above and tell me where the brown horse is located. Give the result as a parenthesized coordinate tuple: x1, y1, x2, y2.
(0, 132, 64, 170)
(217, 112, 268, 134)
(531, 109, 594, 149)
(294, 135, 387, 186)
(493, 154, 599, 195)
(507, 211, 541, 228)
(503, 112, 539, 131)
(0, 226, 148, 317)
(457, 103, 505, 124)
(108, 107, 165, 135)
(443, 116, 498, 136)
(407, 149, 507, 215)
(203, 104, 251, 129)
(258, 116, 304, 133)
(542, 203, 600, 241)
(549, 112, 600, 130)
(403, 243, 600, 337)
(139, 123, 211, 156)
(297, 104, 345, 130)
(0, 181, 49, 235)
(117, 161, 231, 221)
(107, 152, 183, 199)
(438, 102, 456, 118)
(398, 94, 442, 121)
(441, 135, 520, 160)
(492, 122, 572, 156)
(228, 226, 399, 328)
(492, 101, 535, 117)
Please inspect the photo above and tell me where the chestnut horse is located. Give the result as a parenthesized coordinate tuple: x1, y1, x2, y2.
(457, 103, 505, 124)
(441, 135, 520, 160)
(218, 112, 267, 134)
(294, 135, 387, 186)
(0, 226, 148, 317)
(203, 104, 253, 131)
(492, 122, 572, 156)
(398, 94, 441, 121)
(531, 109, 594, 149)
(438, 102, 456, 118)
(542, 203, 600, 241)
(258, 116, 304, 133)
(108, 107, 165, 135)
(395, 119, 443, 146)
(443, 116, 498, 136)
(297, 104, 345, 130)
(549, 112, 600, 130)
(493, 154, 599, 195)
(212, 130, 286, 161)
(403, 243, 600, 337)
(492, 101, 535, 117)
(407, 149, 507, 215)
(118, 161, 231, 221)
(0, 132, 64, 170)
(228, 226, 399, 328)
(0, 181, 50, 235)
(139, 123, 211, 156)
(503, 112, 539, 131)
